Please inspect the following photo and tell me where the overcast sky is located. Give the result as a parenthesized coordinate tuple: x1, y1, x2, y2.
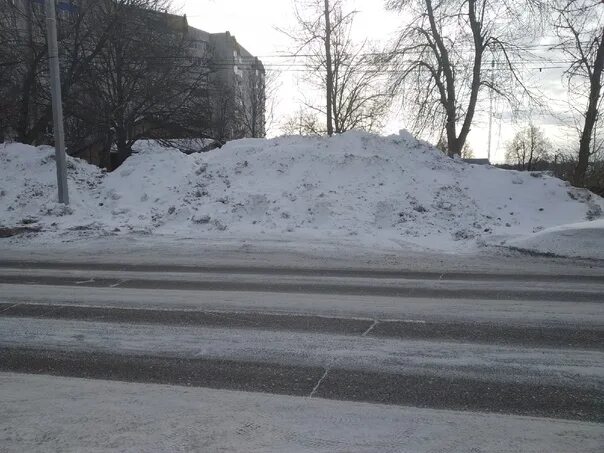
(177, 0, 577, 163)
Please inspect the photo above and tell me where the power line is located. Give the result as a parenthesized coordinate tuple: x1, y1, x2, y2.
(147, 54, 580, 69)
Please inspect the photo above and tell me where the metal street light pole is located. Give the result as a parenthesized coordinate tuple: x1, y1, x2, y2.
(45, 0, 69, 205)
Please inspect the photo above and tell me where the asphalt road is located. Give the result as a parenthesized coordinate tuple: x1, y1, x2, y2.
(1, 302, 602, 349)
(0, 268, 603, 301)
(1, 260, 603, 423)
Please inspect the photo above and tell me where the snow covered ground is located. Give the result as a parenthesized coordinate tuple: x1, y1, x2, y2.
(2, 373, 603, 453)
(506, 219, 604, 259)
(1, 132, 602, 258)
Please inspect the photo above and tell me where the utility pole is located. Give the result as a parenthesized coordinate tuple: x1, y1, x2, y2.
(487, 59, 494, 163)
(45, 0, 69, 204)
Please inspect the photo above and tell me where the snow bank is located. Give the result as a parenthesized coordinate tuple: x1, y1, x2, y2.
(1, 132, 603, 254)
(505, 219, 604, 260)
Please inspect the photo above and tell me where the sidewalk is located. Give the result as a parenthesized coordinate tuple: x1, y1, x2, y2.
(1, 373, 603, 452)
(1, 234, 602, 276)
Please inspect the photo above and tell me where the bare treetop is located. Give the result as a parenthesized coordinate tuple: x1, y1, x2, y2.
(385, 0, 538, 157)
(552, 0, 603, 186)
(281, 0, 391, 135)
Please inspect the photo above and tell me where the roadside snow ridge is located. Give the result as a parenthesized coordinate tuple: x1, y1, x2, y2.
(1, 131, 602, 253)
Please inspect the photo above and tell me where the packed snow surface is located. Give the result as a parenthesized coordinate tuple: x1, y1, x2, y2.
(4, 373, 603, 453)
(1, 131, 603, 254)
(506, 219, 604, 259)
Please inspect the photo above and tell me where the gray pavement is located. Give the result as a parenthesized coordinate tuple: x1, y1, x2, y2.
(1, 258, 603, 282)
(0, 268, 603, 301)
(0, 258, 603, 424)
(1, 347, 602, 422)
(1, 302, 602, 349)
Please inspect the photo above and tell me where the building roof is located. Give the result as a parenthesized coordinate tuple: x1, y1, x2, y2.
(463, 158, 491, 165)
(146, 9, 189, 33)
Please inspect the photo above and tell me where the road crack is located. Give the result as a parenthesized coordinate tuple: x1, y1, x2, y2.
(309, 368, 329, 398)
(109, 279, 128, 288)
(0, 303, 20, 313)
(361, 320, 379, 337)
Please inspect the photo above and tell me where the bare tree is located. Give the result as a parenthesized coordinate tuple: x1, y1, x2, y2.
(284, 0, 391, 135)
(436, 136, 475, 158)
(281, 108, 323, 135)
(324, 0, 335, 136)
(0, 2, 21, 139)
(239, 66, 266, 138)
(1, 0, 213, 167)
(210, 79, 240, 144)
(237, 66, 279, 138)
(553, 0, 603, 187)
(73, 0, 211, 167)
(0, 0, 130, 146)
(0, 0, 50, 144)
(461, 142, 475, 159)
(386, 0, 537, 157)
(505, 124, 551, 170)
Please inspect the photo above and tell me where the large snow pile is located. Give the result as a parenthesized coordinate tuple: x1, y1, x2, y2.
(1, 132, 603, 255)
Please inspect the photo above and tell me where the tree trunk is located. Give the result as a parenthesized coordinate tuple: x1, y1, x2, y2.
(424, 0, 458, 157)
(527, 127, 535, 171)
(456, 0, 483, 157)
(574, 29, 604, 187)
(324, 0, 334, 136)
(16, 62, 37, 144)
(113, 126, 130, 170)
(99, 131, 112, 170)
(443, 68, 459, 157)
(446, 120, 460, 157)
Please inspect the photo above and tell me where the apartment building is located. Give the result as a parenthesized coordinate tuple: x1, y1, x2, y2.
(6, 1, 265, 147)
(188, 27, 266, 140)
